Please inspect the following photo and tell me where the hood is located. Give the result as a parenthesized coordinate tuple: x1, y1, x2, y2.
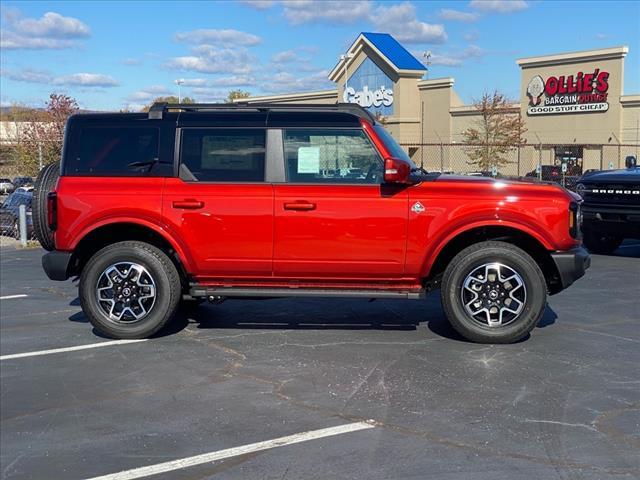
(425, 173, 575, 200)
(579, 167, 640, 184)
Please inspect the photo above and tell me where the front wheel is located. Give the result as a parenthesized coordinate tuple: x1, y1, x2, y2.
(441, 241, 547, 344)
(79, 241, 181, 339)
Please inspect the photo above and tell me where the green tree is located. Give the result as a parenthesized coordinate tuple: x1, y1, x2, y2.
(142, 95, 195, 112)
(226, 89, 251, 103)
(16, 94, 79, 176)
(462, 91, 526, 172)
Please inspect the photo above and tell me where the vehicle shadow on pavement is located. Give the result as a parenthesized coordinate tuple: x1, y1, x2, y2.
(67, 296, 559, 343)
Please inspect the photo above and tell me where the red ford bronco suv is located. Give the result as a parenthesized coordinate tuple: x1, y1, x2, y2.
(34, 103, 589, 343)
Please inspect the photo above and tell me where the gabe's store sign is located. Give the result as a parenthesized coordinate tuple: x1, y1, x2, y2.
(526, 69, 610, 115)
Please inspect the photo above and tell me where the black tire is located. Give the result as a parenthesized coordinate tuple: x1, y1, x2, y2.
(79, 241, 181, 339)
(582, 229, 623, 255)
(32, 162, 60, 251)
(441, 241, 547, 344)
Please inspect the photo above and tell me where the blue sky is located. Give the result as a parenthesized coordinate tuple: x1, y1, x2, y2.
(1, 0, 639, 111)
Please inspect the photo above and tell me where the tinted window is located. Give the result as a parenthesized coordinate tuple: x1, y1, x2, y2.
(283, 129, 382, 184)
(67, 127, 159, 175)
(180, 129, 265, 182)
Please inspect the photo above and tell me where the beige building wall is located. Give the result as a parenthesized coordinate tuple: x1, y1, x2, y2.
(238, 42, 638, 173)
(621, 95, 640, 150)
(517, 47, 627, 146)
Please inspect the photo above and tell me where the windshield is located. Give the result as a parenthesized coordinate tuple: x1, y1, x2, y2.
(372, 124, 416, 167)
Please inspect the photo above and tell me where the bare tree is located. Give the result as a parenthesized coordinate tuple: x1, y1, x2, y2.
(17, 94, 79, 176)
(462, 91, 526, 172)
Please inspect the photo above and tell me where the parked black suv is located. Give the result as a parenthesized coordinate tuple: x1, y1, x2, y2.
(576, 156, 640, 254)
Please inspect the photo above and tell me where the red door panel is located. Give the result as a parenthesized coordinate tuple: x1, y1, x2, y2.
(163, 178, 273, 279)
(273, 185, 408, 279)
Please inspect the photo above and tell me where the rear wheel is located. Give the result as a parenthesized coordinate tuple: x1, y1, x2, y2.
(582, 229, 622, 255)
(441, 241, 547, 344)
(79, 241, 181, 339)
(32, 162, 60, 251)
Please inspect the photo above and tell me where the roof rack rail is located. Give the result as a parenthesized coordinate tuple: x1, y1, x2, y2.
(147, 101, 376, 123)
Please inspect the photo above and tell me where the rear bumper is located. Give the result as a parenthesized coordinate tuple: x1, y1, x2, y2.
(42, 251, 73, 281)
(550, 247, 591, 291)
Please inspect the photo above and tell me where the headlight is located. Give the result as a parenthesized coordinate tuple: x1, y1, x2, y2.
(575, 183, 586, 197)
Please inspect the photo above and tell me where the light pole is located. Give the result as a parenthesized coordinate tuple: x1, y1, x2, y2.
(340, 53, 354, 99)
(422, 51, 431, 79)
(174, 78, 185, 103)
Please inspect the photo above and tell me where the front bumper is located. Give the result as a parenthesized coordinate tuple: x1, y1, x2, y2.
(550, 247, 591, 291)
(42, 251, 73, 281)
(582, 204, 640, 237)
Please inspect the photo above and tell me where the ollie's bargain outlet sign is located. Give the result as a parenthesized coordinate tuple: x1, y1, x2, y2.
(526, 68, 610, 115)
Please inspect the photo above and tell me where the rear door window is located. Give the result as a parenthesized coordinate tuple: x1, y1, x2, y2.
(66, 127, 159, 175)
(180, 129, 266, 182)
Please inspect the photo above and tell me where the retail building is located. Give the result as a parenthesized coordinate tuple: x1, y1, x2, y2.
(240, 33, 639, 175)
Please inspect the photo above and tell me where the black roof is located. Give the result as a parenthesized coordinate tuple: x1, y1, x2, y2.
(67, 103, 377, 129)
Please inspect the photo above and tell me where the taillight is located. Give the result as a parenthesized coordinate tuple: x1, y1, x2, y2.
(47, 192, 57, 231)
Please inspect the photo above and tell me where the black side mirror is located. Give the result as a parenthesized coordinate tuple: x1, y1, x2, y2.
(625, 155, 637, 169)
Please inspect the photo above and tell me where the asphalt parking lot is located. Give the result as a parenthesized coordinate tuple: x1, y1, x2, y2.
(1, 244, 639, 480)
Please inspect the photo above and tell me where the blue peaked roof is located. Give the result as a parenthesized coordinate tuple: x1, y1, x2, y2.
(361, 32, 427, 71)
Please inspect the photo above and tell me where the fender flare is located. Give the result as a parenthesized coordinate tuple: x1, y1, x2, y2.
(420, 219, 555, 278)
(70, 216, 195, 273)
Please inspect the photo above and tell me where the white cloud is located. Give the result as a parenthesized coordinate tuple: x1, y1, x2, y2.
(53, 73, 118, 87)
(282, 0, 371, 25)
(469, 0, 528, 13)
(595, 33, 609, 40)
(1, 10, 90, 50)
(271, 49, 299, 63)
(122, 58, 141, 66)
(1, 67, 52, 83)
(14, 11, 90, 38)
(240, 0, 275, 9)
(438, 9, 480, 22)
(260, 69, 333, 93)
(423, 44, 485, 67)
(176, 78, 207, 87)
(188, 87, 229, 102)
(1, 68, 118, 87)
(126, 85, 172, 103)
(166, 46, 256, 75)
(372, 2, 447, 44)
(174, 29, 261, 46)
(208, 76, 257, 87)
(463, 30, 480, 41)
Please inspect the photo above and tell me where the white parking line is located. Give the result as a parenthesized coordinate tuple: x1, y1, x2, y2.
(0, 294, 28, 300)
(86, 421, 375, 480)
(0, 339, 147, 361)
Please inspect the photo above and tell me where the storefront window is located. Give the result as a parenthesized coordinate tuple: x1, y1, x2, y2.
(554, 146, 584, 176)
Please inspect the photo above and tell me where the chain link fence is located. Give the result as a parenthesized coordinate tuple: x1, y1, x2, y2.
(402, 142, 640, 190)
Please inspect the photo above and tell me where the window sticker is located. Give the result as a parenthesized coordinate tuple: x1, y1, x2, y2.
(297, 146, 320, 173)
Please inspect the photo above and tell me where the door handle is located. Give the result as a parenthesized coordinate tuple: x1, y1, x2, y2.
(284, 202, 316, 211)
(172, 199, 204, 209)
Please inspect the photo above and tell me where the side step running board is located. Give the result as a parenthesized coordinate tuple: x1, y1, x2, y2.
(190, 286, 426, 300)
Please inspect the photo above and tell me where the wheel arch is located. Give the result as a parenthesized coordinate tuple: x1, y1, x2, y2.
(424, 224, 563, 294)
(69, 221, 192, 289)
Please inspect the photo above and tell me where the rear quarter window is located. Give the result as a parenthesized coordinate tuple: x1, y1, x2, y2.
(64, 126, 159, 176)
